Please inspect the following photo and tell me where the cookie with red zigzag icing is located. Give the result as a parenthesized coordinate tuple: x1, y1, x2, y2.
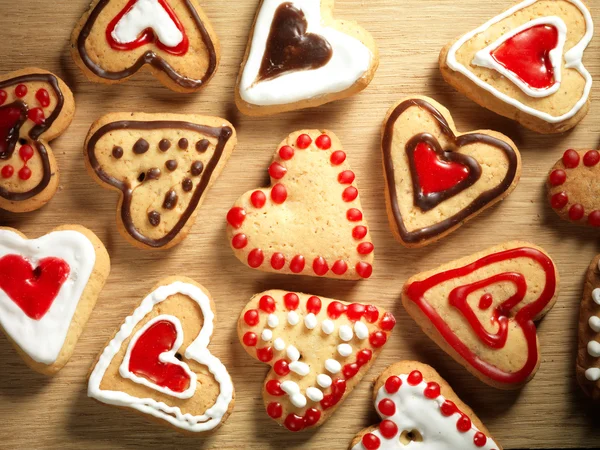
(349, 361, 502, 450)
(440, 0, 593, 134)
(238, 290, 395, 432)
(72, 0, 220, 92)
(226, 130, 374, 279)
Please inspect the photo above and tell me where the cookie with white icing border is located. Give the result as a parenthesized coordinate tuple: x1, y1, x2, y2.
(226, 130, 373, 279)
(382, 97, 521, 248)
(88, 276, 235, 434)
(0, 68, 75, 212)
(237, 290, 395, 432)
(71, 0, 220, 92)
(0, 225, 110, 375)
(84, 112, 236, 250)
(439, 0, 593, 134)
(402, 241, 559, 389)
(235, 0, 379, 116)
(349, 361, 502, 450)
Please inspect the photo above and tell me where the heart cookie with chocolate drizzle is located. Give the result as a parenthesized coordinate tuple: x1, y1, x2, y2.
(226, 130, 374, 280)
(84, 113, 236, 249)
(238, 290, 395, 431)
(0, 68, 75, 212)
(382, 97, 521, 248)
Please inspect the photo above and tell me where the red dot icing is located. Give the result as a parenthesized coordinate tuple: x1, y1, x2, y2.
(271, 183, 287, 204)
(18, 166, 31, 181)
(271, 253, 285, 270)
(248, 248, 264, 268)
(284, 414, 305, 432)
(326, 302, 379, 322)
(362, 432, 381, 449)
(474, 431, 488, 447)
(356, 348, 372, 366)
(548, 169, 566, 186)
(304, 408, 321, 426)
(380, 420, 398, 439)
(256, 346, 273, 362)
(369, 331, 387, 347)
(267, 402, 282, 418)
(356, 262, 373, 279)
(306, 296, 322, 314)
(36, 88, 50, 107)
(347, 208, 363, 222)
(265, 379, 284, 396)
(550, 192, 568, 209)
(0, 90, 6, 105)
(569, 204, 585, 221)
(588, 210, 600, 227)
(407, 370, 423, 385)
(424, 381, 441, 398)
(338, 170, 355, 184)
(296, 134, 312, 149)
(584, 150, 600, 167)
(352, 226, 368, 240)
(378, 398, 396, 416)
(1, 165, 13, 178)
(243, 332, 257, 346)
(269, 162, 287, 179)
(19, 145, 34, 162)
(251, 190, 266, 208)
(27, 107, 45, 125)
(357, 242, 374, 255)
(440, 400, 457, 416)
(283, 293, 299, 310)
(232, 233, 248, 249)
(457, 414, 472, 432)
(15, 84, 27, 98)
(380, 312, 396, 331)
(330, 150, 346, 165)
(342, 186, 358, 202)
(244, 309, 259, 327)
(321, 378, 346, 409)
(274, 359, 290, 376)
(562, 149, 580, 168)
(259, 295, 276, 313)
(479, 293, 493, 310)
(331, 260, 348, 275)
(315, 134, 331, 150)
(313, 256, 329, 276)
(385, 375, 402, 394)
(279, 145, 294, 160)
(290, 255, 305, 273)
(227, 207, 246, 228)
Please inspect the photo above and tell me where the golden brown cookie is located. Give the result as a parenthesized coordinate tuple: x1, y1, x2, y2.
(87, 276, 235, 434)
(382, 97, 521, 248)
(238, 290, 395, 432)
(439, 0, 593, 134)
(402, 241, 559, 389)
(84, 112, 236, 250)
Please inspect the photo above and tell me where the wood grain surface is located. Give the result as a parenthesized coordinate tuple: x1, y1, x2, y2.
(0, 0, 599, 448)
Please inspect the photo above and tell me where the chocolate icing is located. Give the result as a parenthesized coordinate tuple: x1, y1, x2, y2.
(76, 0, 217, 90)
(196, 139, 209, 152)
(159, 139, 171, 151)
(178, 137, 189, 149)
(382, 98, 518, 244)
(257, 2, 332, 82)
(87, 119, 233, 248)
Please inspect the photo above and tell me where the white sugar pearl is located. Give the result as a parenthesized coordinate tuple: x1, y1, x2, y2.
(267, 314, 279, 328)
(261, 329, 272, 341)
(339, 325, 353, 342)
(354, 322, 369, 340)
(317, 374, 332, 388)
(289, 361, 310, 377)
(304, 313, 318, 330)
(337, 343, 352, 357)
(321, 319, 335, 335)
(287, 311, 299, 326)
(593, 288, 600, 305)
(287, 345, 300, 362)
(589, 340, 600, 358)
(325, 359, 341, 374)
(274, 338, 285, 351)
(590, 316, 600, 333)
(306, 387, 324, 402)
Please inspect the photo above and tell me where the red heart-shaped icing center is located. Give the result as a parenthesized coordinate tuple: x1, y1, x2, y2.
(413, 141, 469, 195)
(492, 24, 558, 90)
(0, 254, 70, 320)
(128, 319, 191, 393)
(0, 103, 27, 158)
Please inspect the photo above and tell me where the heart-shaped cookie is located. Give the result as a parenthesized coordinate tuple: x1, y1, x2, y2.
(0, 225, 110, 375)
(88, 277, 235, 433)
(440, 0, 593, 133)
(226, 130, 374, 280)
(238, 290, 395, 431)
(72, 0, 220, 92)
(236, 0, 379, 115)
(84, 113, 236, 249)
(402, 241, 558, 389)
(0, 68, 75, 212)
(382, 97, 521, 248)
(350, 361, 502, 450)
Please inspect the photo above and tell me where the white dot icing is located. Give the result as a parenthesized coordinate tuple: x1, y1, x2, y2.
(325, 359, 341, 374)
(304, 313, 318, 330)
(593, 288, 600, 305)
(287, 311, 299, 326)
(274, 338, 285, 351)
(267, 314, 279, 328)
(289, 361, 310, 377)
(586, 367, 600, 381)
(588, 340, 600, 358)
(280, 380, 306, 408)
(337, 343, 353, 357)
(354, 322, 369, 340)
(589, 316, 600, 333)
(321, 319, 335, 335)
(317, 374, 332, 388)
(306, 387, 324, 402)
(287, 345, 300, 362)
(339, 325, 353, 342)
(261, 329, 273, 341)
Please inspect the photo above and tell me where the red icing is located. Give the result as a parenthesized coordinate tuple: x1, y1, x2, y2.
(0, 255, 70, 320)
(18, 166, 32, 181)
(492, 24, 558, 89)
(271, 183, 287, 203)
(407, 370, 423, 386)
(413, 141, 469, 195)
(589, 210, 600, 227)
(248, 248, 264, 268)
(0, 104, 26, 156)
(1, 165, 13, 178)
(441, 400, 457, 416)
(251, 190, 266, 208)
(474, 432, 488, 447)
(242, 331, 257, 347)
(550, 192, 568, 209)
(284, 293, 299, 310)
(106, 0, 189, 55)
(257, 346, 273, 362)
(128, 320, 191, 393)
(267, 402, 282, 418)
(271, 253, 285, 270)
(357, 242, 374, 255)
(243, 309, 259, 327)
(313, 256, 329, 276)
(380, 420, 398, 439)
(405, 247, 556, 384)
(342, 349, 372, 379)
(27, 108, 45, 125)
(584, 150, 600, 167)
(227, 207, 246, 228)
(306, 296, 322, 314)
(362, 433, 381, 450)
(331, 260, 348, 275)
(279, 145, 294, 160)
(274, 359, 290, 375)
(290, 255, 305, 273)
(15, 84, 27, 98)
(378, 398, 396, 416)
(259, 295, 276, 313)
(315, 134, 331, 150)
(352, 226, 368, 240)
(457, 414, 472, 432)
(296, 134, 312, 149)
(548, 169, 566, 186)
(0, 90, 6, 105)
(424, 381, 440, 398)
(478, 293, 493, 310)
(356, 261, 373, 279)
(380, 312, 396, 331)
(320, 378, 346, 409)
(269, 162, 287, 179)
(330, 150, 346, 165)
(265, 379, 284, 396)
(284, 408, 321, 432)
(327, 301, 379, 323)
(562, 149, 580, 168)
(385, 375, 402, 394)
(369, 331, 387, 347)
(36, 88, 50, 108)
(569, 204, 584, 221)
(338, 170, 355, 184)
(20, 145, 35, 162)
(342, 186, 358, 202)
(232, 233, 248, 249)
(347, 208, 363, 221)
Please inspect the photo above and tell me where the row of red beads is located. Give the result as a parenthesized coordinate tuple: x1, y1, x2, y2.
(360, 371, 491, 449)
(0, 84, 49, 124)
(227, 133, 373, 278)
(549, 149, 600, 226)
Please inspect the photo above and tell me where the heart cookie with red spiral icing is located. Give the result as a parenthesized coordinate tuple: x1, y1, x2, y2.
(226, 130, 374, 280)
(402, 241, 558, 389)
(350, 361, 502, 450)
(237, 290, 395, 432)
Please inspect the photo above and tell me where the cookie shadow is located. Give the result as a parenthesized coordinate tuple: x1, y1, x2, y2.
(0, 339, 52, 396)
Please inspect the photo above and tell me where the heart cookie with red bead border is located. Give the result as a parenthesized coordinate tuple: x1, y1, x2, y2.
(402, 241, 559, 389)
(440, 0, 593, 134)
(0, 68, 75, 212)
(547, 148, 600, 228)
(238, 290, 395, 432)
(382, 97, 521, 248)
(0, 225, 109, 375)
(84, 113, 236, 249)
(72, 0, 220, 92)
(235, 0, 379, 116)
(227, 130, 374, 279)
(88, 277, 234, 433)
(349, 361, 502, 450)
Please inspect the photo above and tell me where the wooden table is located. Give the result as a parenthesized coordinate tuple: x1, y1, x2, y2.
(1, 0, 599, 448)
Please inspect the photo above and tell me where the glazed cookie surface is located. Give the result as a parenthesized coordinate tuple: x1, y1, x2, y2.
(0, 225, 110, 375)
(235, 0, 379, 115)
(0, 68, 75, 212)
(382, 97, 521, 248)
(402, 241, 559, 389)
(84, 112, 236, 249)
(88, 277, 235, 433)
(349, 361, 502, 450)
(440, 0, 593, 134)
(238, 290, 395, 432)
(226, 130, 374, 280)
(72, 0, 220, 92)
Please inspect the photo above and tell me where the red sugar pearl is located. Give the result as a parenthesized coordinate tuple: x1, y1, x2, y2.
(259, 295, 276, 313)
(296, 134, 312, 149)
(331, 260, 348, 275)
(385, 376, 402, 394)
(232, 233, 248, 249)
(589, 210, 600, 227)
(356, 261, 373, 279)
(19, 145, 34, 162)
(550, 192, 568, 209)
(457, 414, 472, 432)
(283, 293, 299, 310)
(274, 359, 290, 376)
(338, 170, 355, 184)
(227, 207, 246, 228)
(36, 88, 50, 107)
(562, 149, 580, 168)
(0, 89, 6, 105)
(290, 255, 305, 273)
(269, 162, 287, 179)
(279, 145, 294, 160)
(244, 309, 260, 326)
(271, 253, 285, 270)
(271, 183, 287, 204)
(347, 208, 363, 221)
(473, 432, 488, 447)
(378, 398, 396, 416)
(248, 248, 264, 268)
(1, 165, 14, 178)
(315, 134, 331, 150)
(441, 400, 457, 416)
(251, 190, 266, 208)
(243, 332, 257, 346)
(313, 256, 329, 276)
(265, 379, 284, 396)
(342, 186, 358, 202)
(548, 169, 566, 186)
(18, 166, 31, 180)
(267, 402, 282, 419)
(306, 296, 322, 314)
(257, 347, 273, 362)
(352, 226, 368, 240)
(28, 108, 45, 125)
(569, 204, 585, 221)
(357, 242, 374, 255)
(380, 420, 398, 439)
(369, 331, 387, 347)
(330, 150, 346, 165)
(362, 433, 381, 450)
(407, 370, 423, 385)
(15, 84, 27, 98)
(584, 150, 600, 167)
(424, 381, 440, 399)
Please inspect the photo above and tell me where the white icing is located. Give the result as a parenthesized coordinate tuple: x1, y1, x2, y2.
(317, 373, 332, 388)
(354, 322, 369, 340)
(304, 312, 318, 330)
(274, 337, 286, 351)
(261, 329, 273, 341)
(321, 319, 335, 335)
(586, 367, 600, 381)
(588, 340, 600, 358)
(287, 345, 300, 362)
(445, 0, 593, 124)
(88, 282, 234, 433)
(325, 359, 341, 374)
(289, 361, 310, 377)
(112, 0, 183, 47)
(239, 0, 373, 106)
(287, 311, 300, 326)
(339, 325, 353, 342)
(337, 343, 352, 357)
(0, 229, 96, 365)
(589, 316, 600, 333)
(281, 380, 307, 408)
(267, 313, 279, 328)
(306, 386, 324, 402)
(119, 315, 196, 399)
(351, 373, 498, 450)
(592, 288, 600, 305)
